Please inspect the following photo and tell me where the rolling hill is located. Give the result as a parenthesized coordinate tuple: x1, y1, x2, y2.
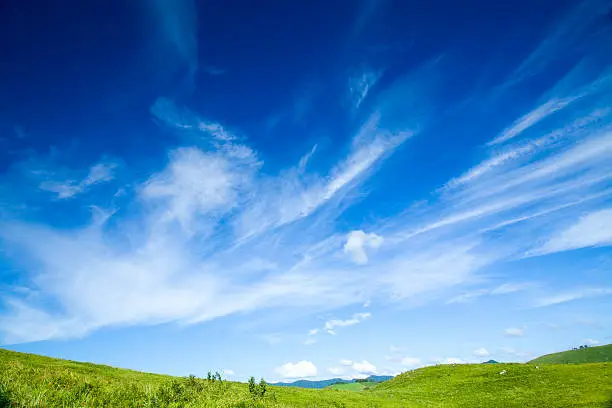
(529, 343, 612, 364)
(1, 347, 611, 407)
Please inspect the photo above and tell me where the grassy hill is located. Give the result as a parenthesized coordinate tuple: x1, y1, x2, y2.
(1, 347, 611, 407)
(375, 362, 611, 407)
(529, 343, 612, 364)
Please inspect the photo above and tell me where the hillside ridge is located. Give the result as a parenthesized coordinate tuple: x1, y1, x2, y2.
(529, 343, 612, 364)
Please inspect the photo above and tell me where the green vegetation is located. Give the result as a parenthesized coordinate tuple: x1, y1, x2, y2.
(529, 343, 612, 364)
(2, 347, 611, 407)
(376, 362, 611, 407)
(325, 382, 375, 392)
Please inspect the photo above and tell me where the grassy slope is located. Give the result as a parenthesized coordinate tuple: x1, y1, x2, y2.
(2, 348, 611, 407)
(0, 348, 384, 407)
(326, 382, 368, 392)
(375, 363, 612, 407)
(529, 343, 612, 364)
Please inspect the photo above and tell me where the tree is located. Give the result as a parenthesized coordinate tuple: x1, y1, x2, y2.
(248, 376, 257, 397)
(258, 378, 267, 398)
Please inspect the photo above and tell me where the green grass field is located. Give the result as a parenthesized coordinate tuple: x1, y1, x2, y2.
(325, 382, 372, 392)
(529, 343, 612, 364)
(1, 347, 611, 407)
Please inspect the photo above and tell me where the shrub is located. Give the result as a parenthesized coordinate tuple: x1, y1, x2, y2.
(248, 377, 267, 399)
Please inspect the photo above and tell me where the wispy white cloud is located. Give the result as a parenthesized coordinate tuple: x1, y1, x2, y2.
(473, 348, 489, 357)
(533, 287, 612, 308)
(303, 338, 317, 346)
(349, 68, 382, 108)
(535, 209, 612, 255)
(509, 0, 611, 85)
(235, 113, 412, 241)
(39, 159, 118, 199)
(446, 282, 536, 304)
(0, 75, 421, 343)
(504, 327, 525, 337)
(584, 338, 600, 346)
(140, 147, 253, 231)
(1, 15, 611, 347)
(488, 97, 579, 146)
(310, 312, 372, 336)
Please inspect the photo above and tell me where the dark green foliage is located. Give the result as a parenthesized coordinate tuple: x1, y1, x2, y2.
(258, 378, 267, 398)
(248, 377, 267, 399)
(0, 383, 11, 408)
(248, 376, 257, 396)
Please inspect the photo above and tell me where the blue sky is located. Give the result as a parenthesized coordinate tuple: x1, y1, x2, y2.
(1, 0, 611, 382)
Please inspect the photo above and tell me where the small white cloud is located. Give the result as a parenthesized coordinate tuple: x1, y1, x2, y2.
(339, 359, 353, 366)
(274, 360, 317, 379)
(504, 327, 525, 337)
(400, 357, 421, 367)
(324, 312, 371, 333)
(584, 338, 600, 346)
(344, 230, 383, 265)
(223, 369, 235, 376)
(85, 161, 117, 185)
(351, 360, 377, 375)
(308, 328, 319, 336)
(473, 347, 489, 357)
(363, 300, 371, 308)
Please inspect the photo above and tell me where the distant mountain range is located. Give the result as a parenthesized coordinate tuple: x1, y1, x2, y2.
(272, 374, 394, 389)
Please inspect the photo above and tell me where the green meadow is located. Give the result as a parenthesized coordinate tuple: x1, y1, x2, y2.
(1, 345, 611, 407)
